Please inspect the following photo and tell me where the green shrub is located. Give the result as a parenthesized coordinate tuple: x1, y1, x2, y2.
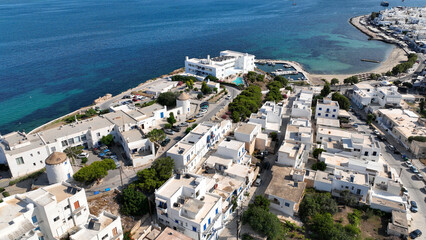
(0, 187, 4, 193)
(81, 157, 88, 164)
(312, 161, 327, 171)
(242, 233, 254, 240)
(120, 184, 148, 216)
(9, 168, 46, 186)
(313, 148, 326, 159)
(2, 191, 10, 197)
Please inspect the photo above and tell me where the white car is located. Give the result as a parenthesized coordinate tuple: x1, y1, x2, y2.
(199, 108, 207, 113)
(78, 152, 89, 158)
(254, 178, 262, 186)
(225, 95, 231, 100)
(373, 130, 380, 135)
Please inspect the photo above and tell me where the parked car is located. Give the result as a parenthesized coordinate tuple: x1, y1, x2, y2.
(78, 152, 89, 158)
(186, 118, 196, 123)
(195, 113, 204, 118)
(199, 108, 207, 113)
(410, 229, 422, 239)
(171, 126, 181, 132)
(373, 130, 380, 135)
(100, 145, 108, 151)
(225, 95, 231, 100)
(387, 145, 396, 152)
(410, 201, 418, 213)
(353, 123, 358, 128)
(254, 178, 262, 187)
(160, 138, 171, 147)
(200, 101, 209, 107)
(410, 166, 419, 174)
(415, 174, 423, 180)
(178, 122, 189, 127)
(200, 105, 208, 110)
(164, 129, 175, 135)
(405, 161, 413, 168)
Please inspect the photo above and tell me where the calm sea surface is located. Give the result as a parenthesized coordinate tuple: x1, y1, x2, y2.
(0, 0, 424, 134)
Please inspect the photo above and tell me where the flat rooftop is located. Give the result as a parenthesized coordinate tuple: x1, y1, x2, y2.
(279, 142, 304, 159)
(317, 127, 352, 138)
(71, 212, 118, 240)
(235, 123, 258, 135)
(121, 128, 145, 143)
(265, 166, 306, 203)
(0, 197, 28, 229)
(204, 155, 232, 168)
(156, 227, 192, 240)
(218, 140, 244, 151)
(191, 123, 213, 135)
(156, 174, 202, 199)
(371, 196, 405, 211)
(104, 110, 137, 126)
(316, 117, 340, 128)
(168, 141, 193, 157)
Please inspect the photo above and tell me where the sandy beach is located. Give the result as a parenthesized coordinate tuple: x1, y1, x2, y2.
(308, 47, 408, 84)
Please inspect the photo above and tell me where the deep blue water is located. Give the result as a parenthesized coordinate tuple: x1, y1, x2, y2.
(0, 0, 424, 134)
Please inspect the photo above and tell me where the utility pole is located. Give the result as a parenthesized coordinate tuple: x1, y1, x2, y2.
(119, 166, 123, 188)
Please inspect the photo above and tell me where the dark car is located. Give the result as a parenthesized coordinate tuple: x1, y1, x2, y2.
(172, 126, 181, 132)
(200, 101, 209, 107)
(409, 229, 422, 239)
(160, 138, 171, 147)
(410, 200, 418, 213)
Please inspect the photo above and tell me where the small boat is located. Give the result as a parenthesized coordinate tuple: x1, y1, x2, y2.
(267, 62, 272, 66)
(271, 62, 275, 66)
(283, 63, 292, 68)
(380, 1, 389, 7)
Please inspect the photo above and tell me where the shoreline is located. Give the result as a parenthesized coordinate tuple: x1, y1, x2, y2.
(26, 15, 409, 134)
(307, 15, 409, 84)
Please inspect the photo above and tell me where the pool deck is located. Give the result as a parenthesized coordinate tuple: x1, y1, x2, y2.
(255, 59, 311, 84)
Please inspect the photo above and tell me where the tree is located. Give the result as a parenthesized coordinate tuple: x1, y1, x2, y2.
(167, 112, 176, 126)
(312, 161, 327, 171)
(330, 78, 339, 85)
(274, 75, 288, 87)
(269, 132, 278, 142)
(320, 82, 331, 97)
(299, 191, 338, 222)
(253, 195, 270, 211)
(120, 184, 148, 216)
(137, 157, 174, 193)
(313, 148, 326, 159)
(100, 134, 114, 146)
(256, 74, 265, 82)
(73, 159, 116, 184)
(157, 92, 178, 107)
(393, 80, 402, 86)
(64, 146, 84, 164)
(147, 129, 166, 150)
(242, 205, 285, 240)
(197, 93, 203, 99)
(205, 75, 219, 82)
(420, 99, 425, 112)
(332, 92, 350, 111)
(402, 82, 413, 88)
(366, 113, 376, 124)
(152, 157, 174, 181)
(201, 81, 212, 95)
(343, 76, 358, 85)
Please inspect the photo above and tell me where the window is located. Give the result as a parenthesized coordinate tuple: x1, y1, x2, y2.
(68, 138, 74, 145)
(325, 114, 329, 117)
(15, 157, 24, 165)
(333, 109, 336, 112)
(203, 224, 206, 231)
(364, 152, 369, 156)
(112, 227, 118, 236)
(101, 234, 108, 240)
(64, 205, 70, 210)
(74, 201, 80, 209)
(68, 216, 72, 220)
(53, 216, 59, 222)
(318, 113, 321, 116)
(30, 153, 33, 157)
(97, 133, 101, 137)
(326, 108, 329, 112)
(319, 107, 322, 110)
(33, 163, 36, 166)
(208, 218, 211, 225)
(51, 147, 56, 152)
(74, 136, 81, 143)
(61, 140, 68, 147)
(216, 208, 218, 215)
(37, 151, 40, 155)
(192, 226, 197, 232)
(39, 237, 44, 240)
(332, 115, 335, 118)
(284, 202, 290, 207)
(372, 151, 377, 156)
(81, 135, 87, 141)
(175, 220, 179, 224)
(32, 216, 38, 223)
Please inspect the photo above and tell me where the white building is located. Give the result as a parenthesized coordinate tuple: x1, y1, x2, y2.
(315, 98, 339, 119)
(265, 166, 306, 216)
(117, 128, 155, 167)
(314, 169, 370, 202)
(0, 182, 121, 240)
(216, 139, 251, 165)
(0, 95, 192, 178)
(290, 90, 313, 119)
(316, 127, 381, 162)
(234, 122, 261, 154)
(143, 79, 178, 97)
(45, 152, 74, 184)
(167, 121, 232, 173)
(185, 50, 255, 80)
(248, 101, 283, 133)
(155, 173, 223, 240)
(351, 83, 402, 108)
(70, 211, 123, 240)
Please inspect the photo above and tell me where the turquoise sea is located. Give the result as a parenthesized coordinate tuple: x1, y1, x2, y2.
(0, 0, 424, 134)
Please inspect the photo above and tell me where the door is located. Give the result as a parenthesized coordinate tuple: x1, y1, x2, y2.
(74, 201, 80, 209)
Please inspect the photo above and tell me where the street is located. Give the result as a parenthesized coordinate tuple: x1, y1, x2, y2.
(350, 107, 426, 233)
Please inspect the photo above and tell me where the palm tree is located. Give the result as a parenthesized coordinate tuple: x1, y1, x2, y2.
(147, 129, 166, 155)
(64, 146, 83, 165)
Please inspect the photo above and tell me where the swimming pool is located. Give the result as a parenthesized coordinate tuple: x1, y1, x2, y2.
(233, 77, 244, 85)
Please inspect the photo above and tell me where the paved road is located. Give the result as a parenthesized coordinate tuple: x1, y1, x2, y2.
(350, 107, 426, 233)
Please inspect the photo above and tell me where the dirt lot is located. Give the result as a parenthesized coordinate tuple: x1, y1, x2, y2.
(87, 190, 144, 231)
